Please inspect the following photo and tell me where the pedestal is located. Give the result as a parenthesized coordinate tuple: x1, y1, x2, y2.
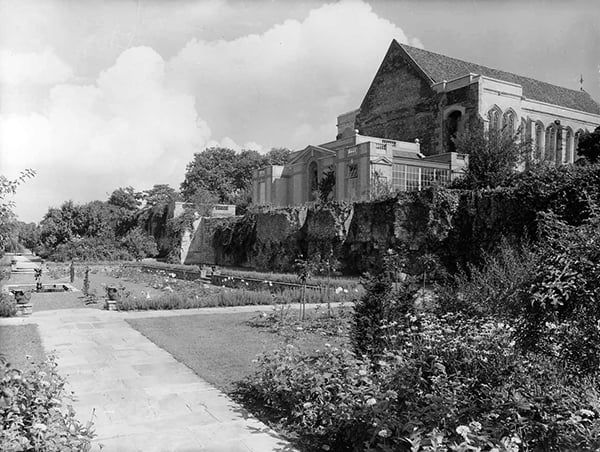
(16, 303, 33, 316)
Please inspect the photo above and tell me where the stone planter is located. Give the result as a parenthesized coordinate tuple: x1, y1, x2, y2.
(106, 287, 121, 301)
(104, 299, 117, 311)
(16, 303, 33, 316)
(13, 290, 27, 304)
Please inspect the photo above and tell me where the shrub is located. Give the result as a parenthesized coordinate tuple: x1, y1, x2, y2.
(0, 292, 16, 317)
(436, 238, 537, 316)
(119, 227, 158, 260)
(241, 312, 600, 451)
(515, 210, 600, 373)
(0, 356, 94, 451)
(351, 250, 413, 359)
(48, 237, 133, 262)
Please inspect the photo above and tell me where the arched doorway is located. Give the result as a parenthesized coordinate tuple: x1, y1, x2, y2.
(446, 110, 462, 152)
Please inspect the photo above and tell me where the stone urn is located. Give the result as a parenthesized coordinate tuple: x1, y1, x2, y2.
(12, 290, 33, 316)
(106, 286, 120, 301)
(14, 290, 27, 304)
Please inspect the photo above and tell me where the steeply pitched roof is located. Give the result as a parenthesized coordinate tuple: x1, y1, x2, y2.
(397, 41, 600, 115)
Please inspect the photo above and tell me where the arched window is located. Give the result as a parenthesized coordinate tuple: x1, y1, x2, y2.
(575, 129, 585, 156)
(487, 107, 502, 130)
(545, 125, 557, 163)
(520, 118, 528, 141)
(564, 127, 573, 163)
(535, 122, 544, 160)
(502, 110, 516, 134)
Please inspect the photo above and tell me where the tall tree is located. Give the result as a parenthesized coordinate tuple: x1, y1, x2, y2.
(577, 126, 600, 164)
(453, 122, 530, 189)
(0, 169, 35, 255)
(108, 186, 142, 210)
(265, 147, 292, 165)
(143, 184, 181, 207)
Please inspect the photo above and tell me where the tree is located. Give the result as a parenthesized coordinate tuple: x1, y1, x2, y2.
(181, 147, 270, 205)
(143, 184, 180, 207)
(0, 169, 35, 255)
(265, 147, 292, 165)
(577, 126, 600, 164)
(317, 168, 336, 203)
(181, 147, 238, 202)
(107, 186, 142, 210)
(452, 121, 530, 189)
(188, 186, 219, 217)
(119, 227, 158, 260)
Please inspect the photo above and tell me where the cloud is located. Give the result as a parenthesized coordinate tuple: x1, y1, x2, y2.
(167, 0, 415, 149)
(1, 0, 420, 222)
(1, 46, 211, 220)
(0, 48, 73, 85)
(206, 137, 264, 152)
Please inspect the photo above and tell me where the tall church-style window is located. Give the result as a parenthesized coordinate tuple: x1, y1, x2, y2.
(487, 107, 502, 130)
(545, 125, 557, 163)
(535, 123, 544, 160)
(575, 129, 584, 156)
(503, 110, 516, 134)
(564, 128, 573, 163)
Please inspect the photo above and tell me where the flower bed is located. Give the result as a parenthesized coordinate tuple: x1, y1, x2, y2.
(116, 286, 358, 311)
(219, 268, 361, 290)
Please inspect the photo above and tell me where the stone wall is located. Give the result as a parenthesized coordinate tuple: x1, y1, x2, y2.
(355, 42, 479, 155)
(182, 189, 460, 275)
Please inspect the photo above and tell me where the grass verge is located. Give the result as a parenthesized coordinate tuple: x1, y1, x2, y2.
(0, 324, 46, 371)
(126, 308, 346, 393)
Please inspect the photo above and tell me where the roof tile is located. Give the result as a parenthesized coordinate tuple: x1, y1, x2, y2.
(398, 42, 600, 115)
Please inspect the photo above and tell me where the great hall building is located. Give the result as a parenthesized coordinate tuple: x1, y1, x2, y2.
(253, 40, 600, 206)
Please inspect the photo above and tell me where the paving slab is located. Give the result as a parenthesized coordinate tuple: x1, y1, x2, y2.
(1, 307, 296, 452)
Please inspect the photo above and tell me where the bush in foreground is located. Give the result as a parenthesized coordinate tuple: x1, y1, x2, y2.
(240, 313, 600, 451)
(0, 356, 94, 451)
(0, 293, 16, 317)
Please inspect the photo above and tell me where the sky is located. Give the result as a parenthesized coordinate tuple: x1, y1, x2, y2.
(1, 0, 599, 223)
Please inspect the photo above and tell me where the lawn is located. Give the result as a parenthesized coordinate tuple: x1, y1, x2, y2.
(0, 324, 46, 371)
(127, 307, 349, 393)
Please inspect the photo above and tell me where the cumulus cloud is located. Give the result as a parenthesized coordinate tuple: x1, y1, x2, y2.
(206, 137, 264, 152)
(1, 0, 420, 221)
(1, 47, 211, 220)
(167, 0, 414, 147)
(0, 48, 73, 85)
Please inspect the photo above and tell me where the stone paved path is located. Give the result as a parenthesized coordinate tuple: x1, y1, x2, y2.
(1, 308, 297, 452)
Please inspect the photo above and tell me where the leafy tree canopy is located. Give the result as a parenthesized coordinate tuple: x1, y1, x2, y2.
(143, 184, 180, 207)
(576, 126, 600, 164)
(452, 122, 530, 189)
(180, 147, 292, 206)
(1, 170, 35, 255)
(108, 186, 142, 210)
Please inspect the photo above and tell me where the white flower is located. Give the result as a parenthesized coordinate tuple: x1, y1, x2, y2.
(468, 421, 482, 432)
(358, 369, 368, 376)
(377, 429, 390, 438)
(580, 408, 595, 417)
(303, 402, 313, 408)
(366, 398, 377, 406)
(456, 425, 470, 437)
(335, 287, 343, 294)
